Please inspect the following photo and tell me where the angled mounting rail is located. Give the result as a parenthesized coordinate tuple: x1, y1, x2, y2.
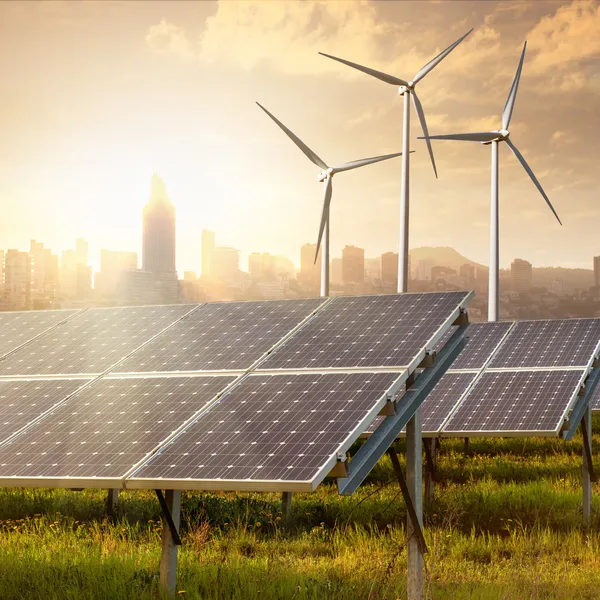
(155, 490, 182, 546)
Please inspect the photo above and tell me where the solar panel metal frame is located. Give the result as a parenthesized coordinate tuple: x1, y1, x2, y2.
(124, 369, 410, 493)
(0, 372, 244, 490)
(111, 297, 334, 377)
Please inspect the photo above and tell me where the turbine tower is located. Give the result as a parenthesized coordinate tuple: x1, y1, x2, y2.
(256, 102, 406, 297)
(319, 29, 473, 293)
(419, 41, 562, 321)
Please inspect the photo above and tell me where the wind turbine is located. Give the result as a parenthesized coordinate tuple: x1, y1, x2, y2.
(256, 102, 406, 297)
(418, 41, 562, 321)
(319, 29, 473, 293)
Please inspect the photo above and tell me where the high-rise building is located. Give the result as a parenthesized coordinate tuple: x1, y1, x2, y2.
(30, 240, 46, 297)
(381, 252, 398, 288)
(416, 259, 434, 281)
(4, 250, 31, 310)
(299, 243, 321, 288)
(511, 258, 533, 292)
(94, 249, 138, 298)
(61, 249, 79, 298)
(342, 245, 365, 287)
(364, 258, 381, 285)
(249, 253, 277, 280)
(76, 238, 89, 267)
(142, 173, 176, 279)
(460, 264, 476, 280)
(201, 230, 215, 278)
(594, 256, 600, 288)
(210, 247, 240, 282)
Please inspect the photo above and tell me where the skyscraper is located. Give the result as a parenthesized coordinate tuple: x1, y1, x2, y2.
(511, 258, 533, 292)
(594, 256, 600, 288)
(4, 250, 31, 310)
(142, 173, 176, 279)
(342, 245, 365, 288)
(381, 252, 399, 289)
(202, 230, 215, 278)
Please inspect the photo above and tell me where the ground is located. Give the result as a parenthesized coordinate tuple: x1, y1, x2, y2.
(1, 426, 600, 600)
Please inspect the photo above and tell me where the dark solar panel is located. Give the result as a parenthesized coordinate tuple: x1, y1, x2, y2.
(590, 378, 600, 412)
(0, 305, 193, 376)
(0, 375, 236, 479)
(259, 292, 469, 370)
(442, 370, 585, 435)
(0, 379, 89, 444)
(0, 310, 78, 359)
(114, 298, 325, 374)
(488, 319, 600, 369)
(434, 322, 514, 371)
(130, 371, 400, 486)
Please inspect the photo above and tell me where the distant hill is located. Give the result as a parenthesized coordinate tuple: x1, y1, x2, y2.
(409, 246, 594, 292)
(409, 247, 486, 273)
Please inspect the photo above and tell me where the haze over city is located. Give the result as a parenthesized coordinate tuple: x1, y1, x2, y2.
(1, 0, 599, 275)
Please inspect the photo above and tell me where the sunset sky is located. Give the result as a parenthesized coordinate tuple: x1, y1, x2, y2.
(1, 0, 599, 275)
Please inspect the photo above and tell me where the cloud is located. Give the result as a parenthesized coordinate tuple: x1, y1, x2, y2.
(527, 0, 600, 73)
(146, 19, 195, 61)
(551, 130, 577, 146)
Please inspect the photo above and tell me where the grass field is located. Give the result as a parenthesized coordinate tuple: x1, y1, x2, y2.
(1, 427, 600, 600)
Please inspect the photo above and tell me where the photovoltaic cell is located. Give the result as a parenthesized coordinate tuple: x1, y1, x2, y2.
(0, 310, 78, 359)
(115, 299, 325, 374)
(434, 322, 514, 371)
(0, 305, 193, 377)
(0, 379, 89, 444)
(130, 371, 400, 487)
(259, 292, 469, 370)
(0, 375, 236, 479)
(442, 370, 585, 435)
(488, 319, 600, 369)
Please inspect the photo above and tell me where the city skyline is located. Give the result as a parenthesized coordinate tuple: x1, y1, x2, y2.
(1, 1, 599, 274)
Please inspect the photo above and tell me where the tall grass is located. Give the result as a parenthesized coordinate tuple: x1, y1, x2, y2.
(0, 427, 599, 599)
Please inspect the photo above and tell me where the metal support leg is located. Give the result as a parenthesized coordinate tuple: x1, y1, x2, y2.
(157, 490, 181, 598)
(423, 438, 437, 504)
(106, 489, 119, 517)
(282, 491, 293, 520)
(464, 437, 470, 454)
(582, 408, 593, 527)
(405, 410, 425, 600)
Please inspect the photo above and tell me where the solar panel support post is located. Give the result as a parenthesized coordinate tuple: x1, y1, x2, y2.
(282, 492, 293, 520)
(156, 490, 181, 598)
(405, 410, 425, 600)
(106, 489, 119, 517)
(582, 407, 593, 528)
(423, 438, 437, 504)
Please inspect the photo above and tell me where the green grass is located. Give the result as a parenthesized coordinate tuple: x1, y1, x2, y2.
(1, 429, 600, 599)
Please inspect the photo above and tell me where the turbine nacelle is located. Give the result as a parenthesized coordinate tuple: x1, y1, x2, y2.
(481, 129, 510, 145)
(397, 84, 414, 95)
(318, 168, 334, 182)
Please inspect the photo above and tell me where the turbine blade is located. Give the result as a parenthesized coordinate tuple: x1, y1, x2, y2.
(502, 41, 527, 130)
(412, 28, 474, 85)
(333, 151, 404, 173)
(411, 90, 438, 178)
(256, 102, 328, 170)
(505, 138, 562, 225)
(418, 132, 499, 142)
(314, 177, 333, 263)
(318, 52, 409, 86)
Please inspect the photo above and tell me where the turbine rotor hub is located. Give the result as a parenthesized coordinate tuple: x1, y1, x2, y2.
(499, 129, 510, 139)
(398, 84, 413, 95)
(318, 168, 333, 182)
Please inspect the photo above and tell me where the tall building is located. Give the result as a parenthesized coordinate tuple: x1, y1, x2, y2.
(342, 245, 365, 287)
(94, 249, 138, 298)
(76, 238, 89, 267)
(511, 258, 533, 292)
(460, 264, 476, 280)
(381, 252, 398, 288)
(142, 173, 176, 279)
(364, 258, 381, 285)
(299, 243, 321, 288)
(248, 253, 276, 280)
(594, 256, 600, 288)
(4, 250, 31, 310)
(210, 247, 240, 282)
(202, 230, 215, 278)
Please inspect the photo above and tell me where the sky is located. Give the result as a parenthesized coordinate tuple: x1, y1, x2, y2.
(1, 0, 599, 275)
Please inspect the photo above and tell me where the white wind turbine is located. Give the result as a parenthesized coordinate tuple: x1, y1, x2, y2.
(319, 29, 473, 293)
(418, 41, 562, 321)
(257, 102, 407, 297)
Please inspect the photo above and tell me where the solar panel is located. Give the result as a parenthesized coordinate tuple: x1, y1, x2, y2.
(434, 322, 514, 371)
(0, 305, 194, 377)
(0, 309, 78, 359)
(590, 378, 600, 413)
(128, 371, 402, 491)
(259, 292, 470, 370)
(0, 375, 237, 482)
(114, 299, 325, 374)
(0, 378, 90, 444)
(442, 370, 585, 436)
(488, 319, 600, 369)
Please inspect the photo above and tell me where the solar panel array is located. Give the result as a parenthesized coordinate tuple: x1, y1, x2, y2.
(0, 292, 471, 491)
